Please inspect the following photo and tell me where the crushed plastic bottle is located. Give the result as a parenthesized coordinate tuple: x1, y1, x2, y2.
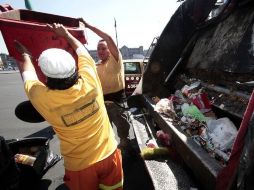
(14, 154, 36, 166)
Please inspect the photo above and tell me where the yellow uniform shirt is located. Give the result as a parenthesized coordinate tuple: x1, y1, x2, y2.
(23, 47, 117, 171)
(96, 53, 125, 95)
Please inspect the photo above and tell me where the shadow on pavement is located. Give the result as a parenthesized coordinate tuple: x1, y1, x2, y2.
(37, 180, 69, 190)
(55, 184, 69, 190)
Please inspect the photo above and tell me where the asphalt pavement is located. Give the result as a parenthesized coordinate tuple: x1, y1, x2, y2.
(0, 72, 153, 190)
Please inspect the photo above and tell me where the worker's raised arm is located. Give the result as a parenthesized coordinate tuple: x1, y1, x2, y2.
(14, 40, 36, 79)
(47, 23, 83, 51)
(79, 18, 119, 61)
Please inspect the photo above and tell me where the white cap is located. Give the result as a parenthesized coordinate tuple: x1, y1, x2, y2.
(38, 48, 76, 79)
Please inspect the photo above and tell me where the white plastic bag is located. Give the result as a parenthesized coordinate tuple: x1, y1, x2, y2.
(154, 98, 175, 117)
(207, 117, 238, 151)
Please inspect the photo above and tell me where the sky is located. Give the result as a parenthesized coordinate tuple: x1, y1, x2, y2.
(0, 0, 181, 54)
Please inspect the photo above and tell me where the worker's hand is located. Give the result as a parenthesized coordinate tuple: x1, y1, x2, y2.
(78, 18, 91, 28)
(14, 40, 32, 56)
(47, 23, 69, 38)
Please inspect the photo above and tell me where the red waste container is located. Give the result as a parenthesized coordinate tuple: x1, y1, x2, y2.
(0, 4, 86, 83)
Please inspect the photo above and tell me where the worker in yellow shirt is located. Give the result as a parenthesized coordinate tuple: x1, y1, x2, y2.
(14, 23, 123, 190)
(79, 18, 131, 149)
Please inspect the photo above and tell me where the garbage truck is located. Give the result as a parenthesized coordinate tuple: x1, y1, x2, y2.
(127, 0, 254, 189)
(0, 0, 254, 189)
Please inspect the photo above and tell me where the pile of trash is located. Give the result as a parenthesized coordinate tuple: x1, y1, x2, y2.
(153, 77, 238, 166)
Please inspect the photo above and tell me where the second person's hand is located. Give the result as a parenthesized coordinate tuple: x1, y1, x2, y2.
(78, 18, 91, 28)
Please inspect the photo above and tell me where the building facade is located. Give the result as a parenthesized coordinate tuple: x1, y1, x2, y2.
(88, 45, 153, 61)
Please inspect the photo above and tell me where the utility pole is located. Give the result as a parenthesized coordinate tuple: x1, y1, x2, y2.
(114, 17, 119, 48)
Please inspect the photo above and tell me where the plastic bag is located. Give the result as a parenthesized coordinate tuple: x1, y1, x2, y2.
(207, 117, 238, 151)
(0, 136, 20, 190)
(181, 103, 206, 121)
(154, 98, 176, 118)
(6, 137, 62, 189)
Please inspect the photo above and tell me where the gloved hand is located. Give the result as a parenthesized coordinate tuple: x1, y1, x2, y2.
(14, 40, 32, 57)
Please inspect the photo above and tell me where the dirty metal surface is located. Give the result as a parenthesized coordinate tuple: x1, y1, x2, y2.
(140, 95, 222, 190)
(130, 109, 197, 190)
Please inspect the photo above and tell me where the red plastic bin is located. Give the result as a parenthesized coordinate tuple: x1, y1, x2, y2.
(0, 4, 86, 83)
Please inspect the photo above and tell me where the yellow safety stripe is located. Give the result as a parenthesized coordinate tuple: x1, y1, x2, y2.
(99, 179, 123, 190)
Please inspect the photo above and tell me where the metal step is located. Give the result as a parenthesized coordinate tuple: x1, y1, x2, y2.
(129, 109, 197, 190)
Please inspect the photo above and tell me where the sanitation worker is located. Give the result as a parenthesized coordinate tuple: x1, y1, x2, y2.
(79, 18, 131, 149)
(14, 23, 123, 190)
